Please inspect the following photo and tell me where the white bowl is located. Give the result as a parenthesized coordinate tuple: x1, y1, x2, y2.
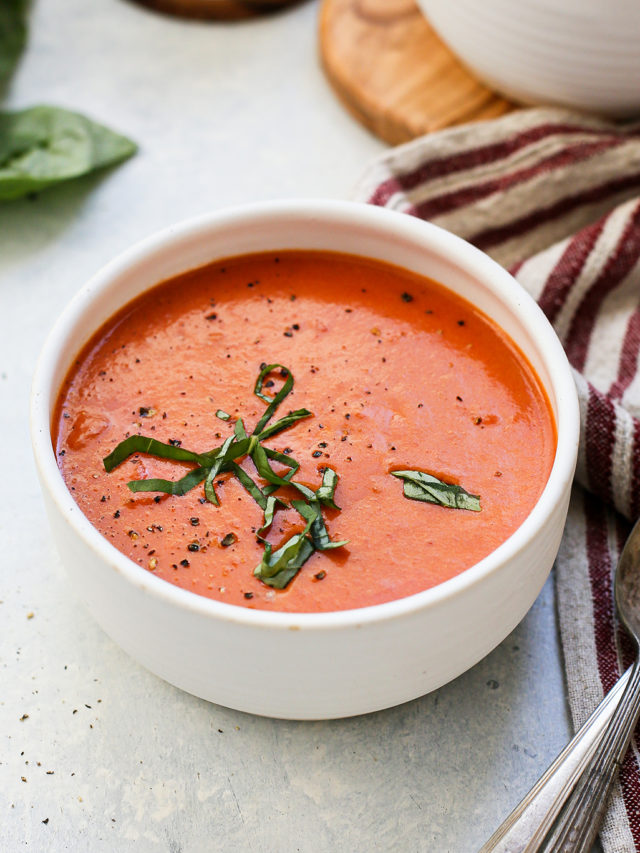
(30, 200, 579, 719)
(417, 0, 640, 117)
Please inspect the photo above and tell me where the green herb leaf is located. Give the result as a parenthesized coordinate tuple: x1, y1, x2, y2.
(200, 435, 256, 466)
(127, 466, 208, 497)
(315, 467, 341, 510)
(252, 363, 294, 436)
(103, 435, 207, 472)
(229, 461, 268, 511)
(250, 442, 296, 489)
(253, 504, 317, 589)
(257, 408, 312, 441)
(391, 470, 481, 511)
(292, 499, 348, 551)
(0, 1, 27, 88)
(254, 535, 316, 590)
(216, 410, 231, 421)
(204, 435, 235, 505)
(0, 106, 137, 201)
(257, 494, 287, 538)
(233, 418, 247, 440)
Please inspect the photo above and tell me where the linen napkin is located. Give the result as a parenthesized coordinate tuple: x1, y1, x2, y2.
(353, 107, 640, 852)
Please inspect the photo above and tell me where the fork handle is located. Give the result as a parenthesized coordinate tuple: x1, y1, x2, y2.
(479, 669, 629, 853)
(542, 659, 640, 852)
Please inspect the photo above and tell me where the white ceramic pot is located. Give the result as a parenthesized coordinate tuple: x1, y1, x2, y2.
(417, 0, 640, 117)
(30, 200, 579, 719)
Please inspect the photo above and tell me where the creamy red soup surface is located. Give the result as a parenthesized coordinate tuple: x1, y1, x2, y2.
(53, 250, 556, 613)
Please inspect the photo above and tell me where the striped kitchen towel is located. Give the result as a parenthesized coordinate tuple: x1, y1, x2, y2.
(353, 107, 640, 852)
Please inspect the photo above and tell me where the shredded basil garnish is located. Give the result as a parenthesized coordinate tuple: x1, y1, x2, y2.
(391, 470, 481, 511)
(103, 364, 348, 590)
(103, 435, 208, 471)
(315, 467, 341, 510)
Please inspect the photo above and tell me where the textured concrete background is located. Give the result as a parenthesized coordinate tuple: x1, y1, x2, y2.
(1, 1, 575, 849)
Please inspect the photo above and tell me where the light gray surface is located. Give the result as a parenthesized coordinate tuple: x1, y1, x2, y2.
(1, 1, 575, 850)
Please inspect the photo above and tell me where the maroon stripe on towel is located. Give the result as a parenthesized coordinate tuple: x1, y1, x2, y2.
(412, 139, 624, 223)
(614, 514, 640, 848)
(586, 497, 640, 847)
(584, 492, 618, 694)
(536, 217, 606, 325)
(619, 757, 640, 852)
(508, 258, 525, 278)
(469, 174, 640, 258)
(609, 309, 640, 402)
(564, 203, 640, 373)
(585, 384, 616, 507)
(367, 122, 636, 208)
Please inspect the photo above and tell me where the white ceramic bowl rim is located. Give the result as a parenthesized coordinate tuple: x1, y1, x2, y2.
(31, 199, 579, 632)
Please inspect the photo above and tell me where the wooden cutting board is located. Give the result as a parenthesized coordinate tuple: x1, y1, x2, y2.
(319, 0, 515, 145)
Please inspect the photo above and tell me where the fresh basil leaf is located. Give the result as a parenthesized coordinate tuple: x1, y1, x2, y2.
(228, 461, 267, 510)
(0, 106, 137, 201)
(233, 418, 247, 440)
(103, 435, 207, 472)
(257, 494, 287, 538)
(315, 467, 341, 510)
(391, 470, 481, 511)
(253, 530, 316, 589)
(256, 408, 312, 441)
(204, 435, 235, 505)
(292, 499, 348, 551)
(262, 446, 299, 477)
(200, 435, 255, 466)
(250, 442, 296, 489)
(252, 363, 294, 435)
(0, 0, 27, 88)
(127, 466, 208, 496)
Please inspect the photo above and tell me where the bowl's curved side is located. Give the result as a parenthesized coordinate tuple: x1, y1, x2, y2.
(417, 0, 640, 116)
(38, 475, 571, 720)
(31, 199, 580, 718)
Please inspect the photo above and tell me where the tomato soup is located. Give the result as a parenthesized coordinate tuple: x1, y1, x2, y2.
(53, 251, 556, 613)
